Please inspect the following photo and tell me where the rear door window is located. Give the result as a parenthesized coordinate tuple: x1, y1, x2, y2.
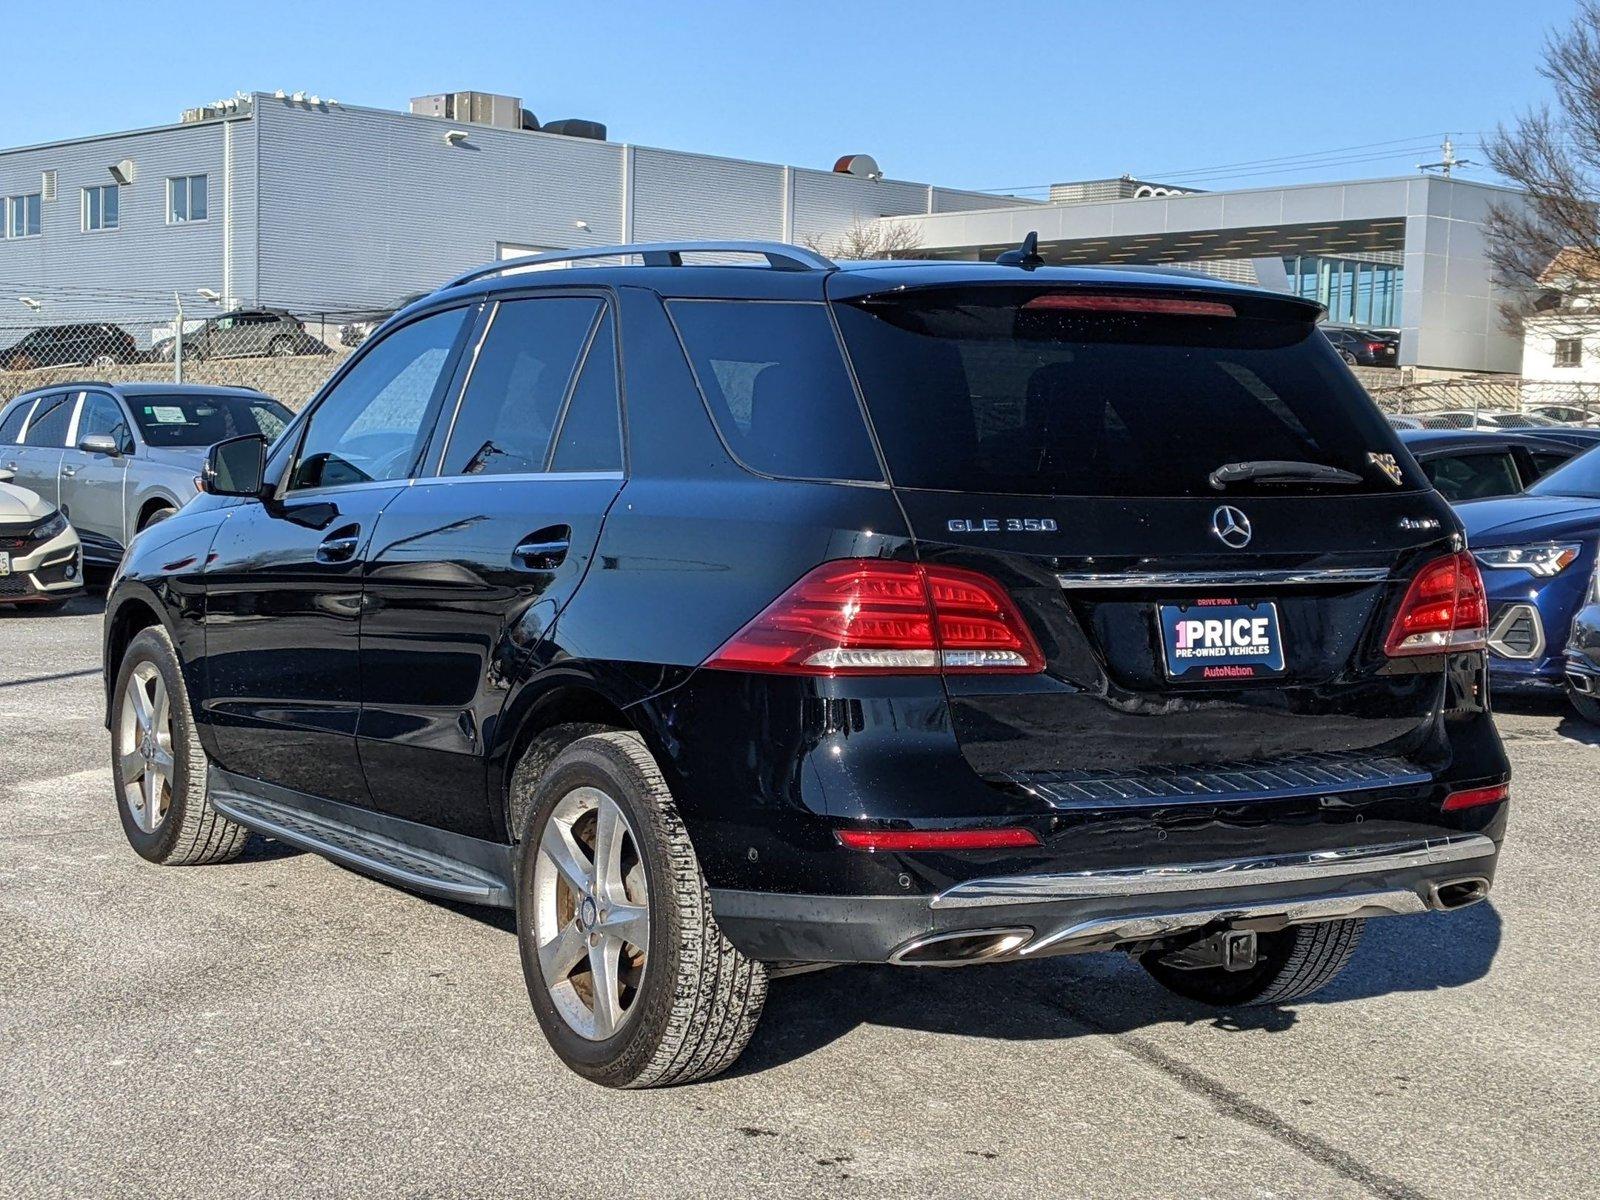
(668, 300, 882, 482)
(22, 392, 74, 447)
(439, 297, 599, 477)
(831, 286, 1419, 497)
(1421, 452, 1522, 502)
(0, 400, 33, 444)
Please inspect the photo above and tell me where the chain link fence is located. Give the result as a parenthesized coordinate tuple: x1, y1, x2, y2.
(0, 306, 397, 411)
(1363, 369, 1600, 427)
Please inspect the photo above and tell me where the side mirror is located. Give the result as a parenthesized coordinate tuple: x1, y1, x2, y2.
(78, 432, 121, 457)
(201, 434, 268, 498)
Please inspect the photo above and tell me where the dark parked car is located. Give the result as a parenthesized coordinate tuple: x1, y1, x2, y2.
(1457, 448, 1600, 693)
(102, 239, 1509, 1088)
(339, 292, 429, 347)
(155, 308, 330, 362)
(0, 323, 140, 372)
(1321, 326, 1398, 366)
(1398, 427, 1586, 502)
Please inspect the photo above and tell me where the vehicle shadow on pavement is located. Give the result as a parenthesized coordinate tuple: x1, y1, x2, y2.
(731, 902, 1502, 1076)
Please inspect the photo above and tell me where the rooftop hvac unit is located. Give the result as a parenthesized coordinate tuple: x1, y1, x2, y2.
(541, 118, 607, 141)
(410, 91, 523, 130)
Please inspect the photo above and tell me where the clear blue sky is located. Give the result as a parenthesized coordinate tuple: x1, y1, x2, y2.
(0, 0, 1578, 195)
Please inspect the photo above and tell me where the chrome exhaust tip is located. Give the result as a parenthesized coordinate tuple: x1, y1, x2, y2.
(1568, 671, 1594, 695)
(1428, 877, 1490, 911)
(889, 927, 1033, 966)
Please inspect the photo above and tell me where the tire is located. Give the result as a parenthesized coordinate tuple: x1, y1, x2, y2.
(90, 353, 117, 370)
(110, 625, 248, 866)
(1142, 919, 1364, 1006)
(1569, 691, 1600, 725)
(267, 336, 293, 358)
(513, 729, 767, 1088)
(1339, 349, 1359, 365)
(137, 505, 175, 532)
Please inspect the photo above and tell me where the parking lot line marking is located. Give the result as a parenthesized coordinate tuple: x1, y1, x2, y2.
(0, 666, 102, 689)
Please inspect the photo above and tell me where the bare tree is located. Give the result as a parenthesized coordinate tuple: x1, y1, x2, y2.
(1485, 0, 1600, 329)
(803, 217, 926, 260)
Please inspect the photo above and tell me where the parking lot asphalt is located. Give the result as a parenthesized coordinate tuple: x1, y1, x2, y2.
(1, 593, 1596, 1200)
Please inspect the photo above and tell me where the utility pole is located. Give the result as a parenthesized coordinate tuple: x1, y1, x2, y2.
(172, 292, 184, 385)
(1419, 135, 1473, 177)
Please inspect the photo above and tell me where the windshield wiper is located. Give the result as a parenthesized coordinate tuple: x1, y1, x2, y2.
(1207, 459, 1365, 490)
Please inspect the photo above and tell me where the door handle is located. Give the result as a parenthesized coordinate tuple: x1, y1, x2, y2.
(514, 526, 571, 571)
(316, 523, 362, 564)
(61, 465, 77, 477)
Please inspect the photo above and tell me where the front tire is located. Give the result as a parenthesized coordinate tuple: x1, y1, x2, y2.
(1142, 919, 1364, 1006)
(110, 625, 248, 865)
(514, 729, 767, 1088)
(1569, 691, 1600, 725)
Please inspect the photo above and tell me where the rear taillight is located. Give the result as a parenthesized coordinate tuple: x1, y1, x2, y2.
(1366, 341, 1386, 353)
(704, 559, 1045, 676)
(1384, 551, 1489, 656)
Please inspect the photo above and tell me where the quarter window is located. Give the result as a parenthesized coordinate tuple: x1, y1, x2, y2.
(82, 184, 119, 232)
(167, 175, 208, 223)
(0, 400, 33, 444)
(668, 300, 882, 482)
(1555, 337, 1583, 368)
(288, 308, 468, 491)
(439, 297, 600, 477)
(5, 193, 41, 238)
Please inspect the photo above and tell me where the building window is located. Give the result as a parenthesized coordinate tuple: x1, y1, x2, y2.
(1555, 337, 1584, 368)
(82, 184, 119, 232)
(167, 174, 207, 224)
(4, 193, 41, 238)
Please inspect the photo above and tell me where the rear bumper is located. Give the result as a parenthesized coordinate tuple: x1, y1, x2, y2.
(712, 832, 1499, 965)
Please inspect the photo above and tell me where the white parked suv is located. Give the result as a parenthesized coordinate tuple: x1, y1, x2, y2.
(0, 468, 82, 610)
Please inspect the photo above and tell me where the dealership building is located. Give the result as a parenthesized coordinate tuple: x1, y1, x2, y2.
(0, 90, 1531, 373)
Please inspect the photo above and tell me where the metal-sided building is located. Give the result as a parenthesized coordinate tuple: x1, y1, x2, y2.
(0, 90, 1005, 330)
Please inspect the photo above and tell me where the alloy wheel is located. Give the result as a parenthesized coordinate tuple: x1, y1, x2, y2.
(117, 661, 175, 833)
(532, 786, 651, 1040)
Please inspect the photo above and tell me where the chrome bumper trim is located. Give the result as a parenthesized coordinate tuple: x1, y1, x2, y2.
(1055, 566, 1390, 590)
(931, 834, 1497, 910)
(1487, 603, 1545, 661)
(1020, 890, 1429, 957)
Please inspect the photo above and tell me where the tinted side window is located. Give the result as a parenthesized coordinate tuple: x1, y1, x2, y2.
(289, 309, 467, 491)
(550, 309, 622, 472)
(668, 301, 881, 482)
(1423, 452, 1522, 502)
(1530, 450, 1572, 479)
(0, 400, 32, 445)
(78, 392, 133, 452)
(440, 297, 599, 477)
(23, 392, 74, 447)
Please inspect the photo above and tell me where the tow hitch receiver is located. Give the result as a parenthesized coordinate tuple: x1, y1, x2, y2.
(1157, 928, 1260, 972)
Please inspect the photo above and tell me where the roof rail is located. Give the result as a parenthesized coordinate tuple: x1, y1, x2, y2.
(443, 240, 836, 291)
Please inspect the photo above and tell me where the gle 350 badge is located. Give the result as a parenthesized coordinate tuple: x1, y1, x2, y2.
(1158, 598, 1286, 680)
(946, 517, 1060, 533)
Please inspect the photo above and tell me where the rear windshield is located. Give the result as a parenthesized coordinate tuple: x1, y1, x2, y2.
(129, 393, 293, 448)
(832, 287, 1420, 497)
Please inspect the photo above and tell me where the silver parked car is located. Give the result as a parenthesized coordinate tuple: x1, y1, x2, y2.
(0, 383, 292, 568)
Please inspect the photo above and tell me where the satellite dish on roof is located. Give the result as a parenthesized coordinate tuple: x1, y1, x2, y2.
(833, 153, 883, 181)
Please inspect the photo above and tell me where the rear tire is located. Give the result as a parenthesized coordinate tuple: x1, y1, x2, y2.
(514, 729, 767, 1088)
(1142, 919, 1364, 1006)
(1568, 691, 1600, 726)
(137, 505, 175, 532)
(110, 625, 248, 866)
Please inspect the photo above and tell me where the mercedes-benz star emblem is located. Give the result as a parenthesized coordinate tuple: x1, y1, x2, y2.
(1211, 505, 1252, 549)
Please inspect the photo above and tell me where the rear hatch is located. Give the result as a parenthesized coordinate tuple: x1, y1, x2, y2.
(828, 274, 1462, 782)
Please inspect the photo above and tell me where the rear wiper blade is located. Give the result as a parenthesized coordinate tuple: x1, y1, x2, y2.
(1207, 459, 1365, 490)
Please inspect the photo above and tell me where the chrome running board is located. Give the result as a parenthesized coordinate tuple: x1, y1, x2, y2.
(209, 770, 513, 907)
(932, 834, 1497, 910)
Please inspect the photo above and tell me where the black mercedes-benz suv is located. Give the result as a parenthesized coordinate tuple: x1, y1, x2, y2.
(102, 239, 1510, 1088)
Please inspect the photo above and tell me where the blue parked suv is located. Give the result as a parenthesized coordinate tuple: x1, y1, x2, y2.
(1457, 447, 1600, 693)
